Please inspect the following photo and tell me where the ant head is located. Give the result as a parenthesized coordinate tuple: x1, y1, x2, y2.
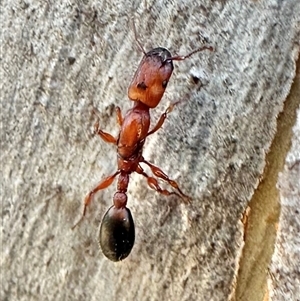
(129, 19, 213, 108)
(128, 47, 174, 108)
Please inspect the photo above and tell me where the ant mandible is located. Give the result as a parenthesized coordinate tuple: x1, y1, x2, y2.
(72, 21, 213, 261)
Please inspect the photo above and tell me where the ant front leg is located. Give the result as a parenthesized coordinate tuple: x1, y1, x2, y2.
(147, 101, 181, 137)
(94, 120, 117, 144)
(141, 159, 190, 203)
(72, 171, 120, 229)
(93, 106, 123, 143)
(115, 106, 123, 126)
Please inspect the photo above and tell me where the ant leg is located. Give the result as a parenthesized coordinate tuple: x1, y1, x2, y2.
(141, 159, 190, 202)
(92, 108, 118, 144)
(147, 101, 181, 137)
(72, 171, 120, 229)
(94, 120, 117, 144)
(115, 106, 123, 126)
(135, 165, 189, 203)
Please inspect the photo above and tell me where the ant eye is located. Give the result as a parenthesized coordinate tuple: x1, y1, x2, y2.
(162, 80, 168, 88)
(137, 81, 147, 90)
(161, 59, 169, 66)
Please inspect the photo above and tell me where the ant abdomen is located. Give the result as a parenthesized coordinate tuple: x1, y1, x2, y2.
(99, 205, 135, 261)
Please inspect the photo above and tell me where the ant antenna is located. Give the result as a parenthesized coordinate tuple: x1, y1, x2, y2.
(168, 45, 214, 62)
(131, 18, 147, 55)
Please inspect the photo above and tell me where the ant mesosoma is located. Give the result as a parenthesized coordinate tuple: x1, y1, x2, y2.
(73, 22, 213, 261)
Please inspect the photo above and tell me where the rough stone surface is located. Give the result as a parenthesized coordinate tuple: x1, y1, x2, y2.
(1, 1, 299, 301)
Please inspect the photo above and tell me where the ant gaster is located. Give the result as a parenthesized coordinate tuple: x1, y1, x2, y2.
(73, 22, 213, 261)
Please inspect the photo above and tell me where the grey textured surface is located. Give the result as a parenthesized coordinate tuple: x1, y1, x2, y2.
(1, 0, 299, 301)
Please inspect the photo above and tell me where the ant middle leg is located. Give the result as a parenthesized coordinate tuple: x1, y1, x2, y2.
(72, 171, 120, 229)
(141, 159, 190, 202)
(147, 101, 182, 137)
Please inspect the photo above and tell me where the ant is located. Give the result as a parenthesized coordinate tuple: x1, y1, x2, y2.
(72, 21, 213, 261)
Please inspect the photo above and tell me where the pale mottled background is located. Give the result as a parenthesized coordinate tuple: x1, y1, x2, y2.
(1, 1, 299, 301)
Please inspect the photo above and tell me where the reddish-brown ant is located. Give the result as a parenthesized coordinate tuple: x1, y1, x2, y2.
(73, 22, 213, 261)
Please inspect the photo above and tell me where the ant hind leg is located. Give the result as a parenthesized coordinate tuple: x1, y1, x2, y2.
(72, 171, 120, 229)
(141, 159, 190, 203)
(136, 165, 190, 203)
